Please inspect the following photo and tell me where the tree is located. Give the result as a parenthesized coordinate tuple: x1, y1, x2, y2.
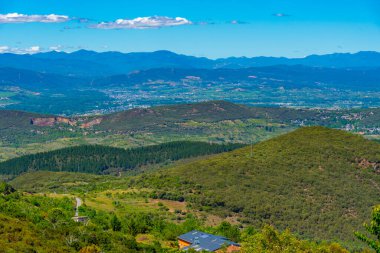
(0, 182, 15, 195)
(48, 208, 66, 229)
(111, 214, 122, 231)
(216, 221, 241, 242)
(241, 225, 349, 253)
(355, 205, 380, 252)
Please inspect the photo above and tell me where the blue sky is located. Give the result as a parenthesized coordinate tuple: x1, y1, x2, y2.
(1, 0, 380, 58)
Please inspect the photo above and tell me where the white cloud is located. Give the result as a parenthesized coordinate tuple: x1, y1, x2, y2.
(49, 45, 62, 51)
(273, 13, 291, 17)
(0, 45, 42, 54)
(0, 46, 10, 53)
(93, 16, 192, 29)
(27, 46, 41, 53)
(0, 13, 69, 23)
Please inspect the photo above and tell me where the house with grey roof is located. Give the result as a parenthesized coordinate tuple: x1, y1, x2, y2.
(178, 230, 240, 252)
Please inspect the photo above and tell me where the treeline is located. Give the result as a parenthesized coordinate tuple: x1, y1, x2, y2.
(0, 141, 244, 175)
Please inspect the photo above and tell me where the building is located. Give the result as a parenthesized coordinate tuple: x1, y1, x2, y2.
(72, 216, 89, 223)
(178, 230, 241, 252)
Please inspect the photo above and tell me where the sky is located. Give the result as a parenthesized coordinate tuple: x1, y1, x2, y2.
(1, 0, 380, 58)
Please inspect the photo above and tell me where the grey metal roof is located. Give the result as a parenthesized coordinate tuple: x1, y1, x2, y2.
(178, 230, 239, 252)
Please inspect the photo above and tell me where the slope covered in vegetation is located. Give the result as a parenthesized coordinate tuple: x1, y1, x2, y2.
(0, 141, 244, 176)
(132, 127, 380, 247)
(2, 101, 380, 162)
(0, 182, 355, 252)
(95, 100, 380, 132)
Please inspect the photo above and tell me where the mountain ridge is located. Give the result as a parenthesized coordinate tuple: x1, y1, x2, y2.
(2, 64, 379, 91)
(1, 50, 380, 76)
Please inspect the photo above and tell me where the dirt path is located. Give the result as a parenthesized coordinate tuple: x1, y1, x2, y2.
(75, 197, 82, 217)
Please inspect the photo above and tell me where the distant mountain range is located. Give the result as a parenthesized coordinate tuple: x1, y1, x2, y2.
(0, 50, 380, 76)
(1, 50, 379, 114)
(93, 65, 380, 90)
(2, 65, 380, 91)
(0, 67, 86, 89)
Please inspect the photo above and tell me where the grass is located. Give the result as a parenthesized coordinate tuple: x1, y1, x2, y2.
(10, 171, 114, 193)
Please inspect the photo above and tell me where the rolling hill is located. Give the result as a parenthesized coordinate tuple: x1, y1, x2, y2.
(131, 127, 380, 247)
(94, 101, 380, 132)
(1, 101, 380, 163)
(0, 100, 285, 133)
(0, 101, 294, 161)
(2, 101, 379, 133)
(95, 100, 261, 132)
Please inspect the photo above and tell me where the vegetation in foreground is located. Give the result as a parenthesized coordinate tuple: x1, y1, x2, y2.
(0, 181, 367, 252)
(7, 127, 380, 251)
(355, 205, 380, 253)
(3, 126, 380, 251)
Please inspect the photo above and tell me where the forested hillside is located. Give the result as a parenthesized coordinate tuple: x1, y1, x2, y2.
(131, 127, 380, 247)
(0, 141, 244, 176)
(5, 127, 380, 251)
(2, 101, 380, 164)
(0, 181, 356, 252)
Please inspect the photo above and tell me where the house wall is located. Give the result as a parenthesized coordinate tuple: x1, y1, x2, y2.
(227, 245, 241, 252)
(216, 245, 241, 253)
(178, 239, 191, 249)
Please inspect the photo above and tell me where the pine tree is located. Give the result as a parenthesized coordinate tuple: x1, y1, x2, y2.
(111, 214, 122, 232)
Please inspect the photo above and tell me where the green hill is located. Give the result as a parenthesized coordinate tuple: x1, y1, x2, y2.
(0, 110, 50, 128)
(132, 127, 380, 247)
(1, 101, 380, 163)
(94, 100, 351, 132)
(0, 101, 294, 162)
(96, 100, 260, 132)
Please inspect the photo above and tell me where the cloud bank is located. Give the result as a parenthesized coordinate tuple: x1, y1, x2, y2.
(0, 13, 69, 23)
(93, 16, 192, 29)
(0, 45, 41, 54)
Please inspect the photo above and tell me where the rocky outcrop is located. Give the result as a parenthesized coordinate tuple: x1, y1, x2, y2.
(357, 158, 380, 172)
(80, 118, 102, 128)
(30, 117, 55, 126)
(31, 117, 76, 127)
(30, 116, 101, 128)
(56, 117, 76, 126)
